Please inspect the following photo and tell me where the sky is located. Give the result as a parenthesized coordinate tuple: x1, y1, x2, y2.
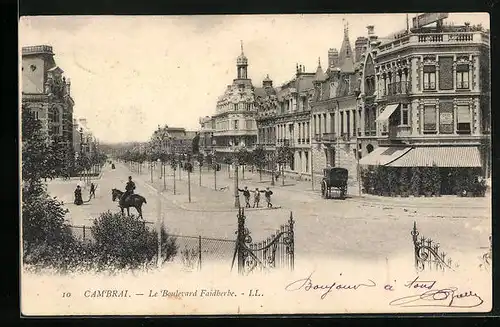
(19, 13, 489, 143)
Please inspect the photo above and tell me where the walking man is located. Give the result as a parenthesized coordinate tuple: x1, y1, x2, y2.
(238, 186, 251, 208)
(89, 183, 97, 199)
(261, 187, 273, 208)
(253, 188, 261, 208)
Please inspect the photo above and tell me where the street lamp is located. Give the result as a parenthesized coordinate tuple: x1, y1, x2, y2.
(233, 145, 240, 209)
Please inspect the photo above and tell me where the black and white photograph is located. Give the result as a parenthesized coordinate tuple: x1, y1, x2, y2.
(19, 13, 491, 315)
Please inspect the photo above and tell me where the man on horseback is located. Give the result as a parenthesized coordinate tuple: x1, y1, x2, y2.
(120, 176, 136, 206)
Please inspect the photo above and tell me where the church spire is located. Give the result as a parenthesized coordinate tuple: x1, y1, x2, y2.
(240, 40, 244, 55)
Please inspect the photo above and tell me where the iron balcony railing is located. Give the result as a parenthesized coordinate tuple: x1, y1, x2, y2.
(321, 133, 337, 142)
(383, 81, 411, 96)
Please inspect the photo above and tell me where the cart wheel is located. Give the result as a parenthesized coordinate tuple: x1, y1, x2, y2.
(340, 187, 346, 200)
(321, 181, 327, 199)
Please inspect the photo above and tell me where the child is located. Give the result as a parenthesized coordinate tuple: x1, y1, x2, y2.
(260, 187, 273, 208)
(253, 188, 261, 208)
(238, 186, 251, 208)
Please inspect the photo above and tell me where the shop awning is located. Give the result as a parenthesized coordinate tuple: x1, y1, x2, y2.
(376, 104, 400, 122)
(359, 146, 412, 166)
(386, 146, 482, 167)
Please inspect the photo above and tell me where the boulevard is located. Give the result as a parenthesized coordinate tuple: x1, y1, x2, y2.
(46, 161, 491, 265)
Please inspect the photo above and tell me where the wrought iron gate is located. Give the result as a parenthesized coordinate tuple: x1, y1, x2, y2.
(231, 207, 295, 275)
(411, 221, 454, 272)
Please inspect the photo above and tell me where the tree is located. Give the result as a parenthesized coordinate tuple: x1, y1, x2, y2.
(196, 153, 204, 186)
(430, 164, 441, 196)
(236, 148, 251, 180)
(252, 146, 267, 181)
(21, 106, 53, 189)
(90, 211, 178, 270)
(410, 167, 422, 196)
(276, 145, 294, 186)
(399, 167, 410, 196)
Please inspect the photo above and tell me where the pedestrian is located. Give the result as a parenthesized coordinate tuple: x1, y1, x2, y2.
(74, 185, 83, 205)
(238, 186, 251, 208)
(261, 187, 273, 208)
(89, 183, 97, 199)
(253, 188, 261, 208)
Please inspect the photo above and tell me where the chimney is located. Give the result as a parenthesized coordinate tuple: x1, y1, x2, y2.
(328, 48, 339, 68)
(354, 37, 369, 63)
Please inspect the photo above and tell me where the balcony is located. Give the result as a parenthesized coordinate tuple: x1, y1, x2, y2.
(377, 31, 489, 55)
(22, 45, 54, 56)
(321, 133, 337, 142)
(381, 81, 411, 101)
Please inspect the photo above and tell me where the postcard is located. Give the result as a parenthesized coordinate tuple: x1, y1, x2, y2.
(19, 13, 492, 315)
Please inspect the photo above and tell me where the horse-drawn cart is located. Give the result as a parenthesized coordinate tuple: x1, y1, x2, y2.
(321, 167, 348, 199)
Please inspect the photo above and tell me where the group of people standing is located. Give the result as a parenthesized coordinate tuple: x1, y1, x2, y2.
(238, 186, 273, 209)
(74, 182, 97, 205)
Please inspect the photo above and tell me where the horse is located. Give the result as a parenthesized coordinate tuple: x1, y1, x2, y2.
(111, 188, 147, 219)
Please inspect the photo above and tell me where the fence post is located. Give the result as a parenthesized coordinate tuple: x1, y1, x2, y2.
(157, 189, 162, 268)
(289, 211, 295, 271)
(198, 235, 202, 271)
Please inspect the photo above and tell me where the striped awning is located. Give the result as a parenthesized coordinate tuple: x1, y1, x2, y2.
(376, 104, 400, 122)
(386, 146, 482, 167)
(359, 146, 412, 166)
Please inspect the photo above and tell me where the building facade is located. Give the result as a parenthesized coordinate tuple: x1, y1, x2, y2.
(22, 45, 75, 151)
(210, 44, 259, 160)
(198, 116, 215, 155)
(309, 25, 368, 185)
(357, 14, 491, 193)
(151, 125, 197, 155)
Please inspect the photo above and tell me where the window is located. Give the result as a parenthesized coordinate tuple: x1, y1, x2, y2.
(245, 120, 252, 129)
(456, 64, 469, 89)
(423, 66, 436, 90)
(401, 104, 409, 125)
(423, 105, 437, 133)
(234, 120, 239, 130)
(457, 105, 471, 134)
(31, 110, 39, 120)
(305, 151, 309, 172)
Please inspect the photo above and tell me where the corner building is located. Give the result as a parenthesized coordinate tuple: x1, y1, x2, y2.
(357, 16, 491, 194)
(210, 44, 259, 160)
(22, 45, 75, 152)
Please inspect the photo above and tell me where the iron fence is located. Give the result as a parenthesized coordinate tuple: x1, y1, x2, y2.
(233, 208, 294, 275)
(67, 223, 236, 271)
(411, 221, 454, 272)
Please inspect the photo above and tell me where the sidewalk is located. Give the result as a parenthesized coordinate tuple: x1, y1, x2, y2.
(123, 163, 283, 213)
(123, 162, 491, 211)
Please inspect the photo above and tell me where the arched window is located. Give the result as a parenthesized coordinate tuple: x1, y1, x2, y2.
(364, 54, 376, 96)
(50, 107, 60, 124)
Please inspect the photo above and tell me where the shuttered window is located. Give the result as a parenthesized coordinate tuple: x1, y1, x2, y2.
(423, 105, 437, 133)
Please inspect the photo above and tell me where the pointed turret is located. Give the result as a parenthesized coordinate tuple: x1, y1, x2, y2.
(338, 21, 355, 73)
(314, 57, 327, 82)
(236, 40, 248, 79)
